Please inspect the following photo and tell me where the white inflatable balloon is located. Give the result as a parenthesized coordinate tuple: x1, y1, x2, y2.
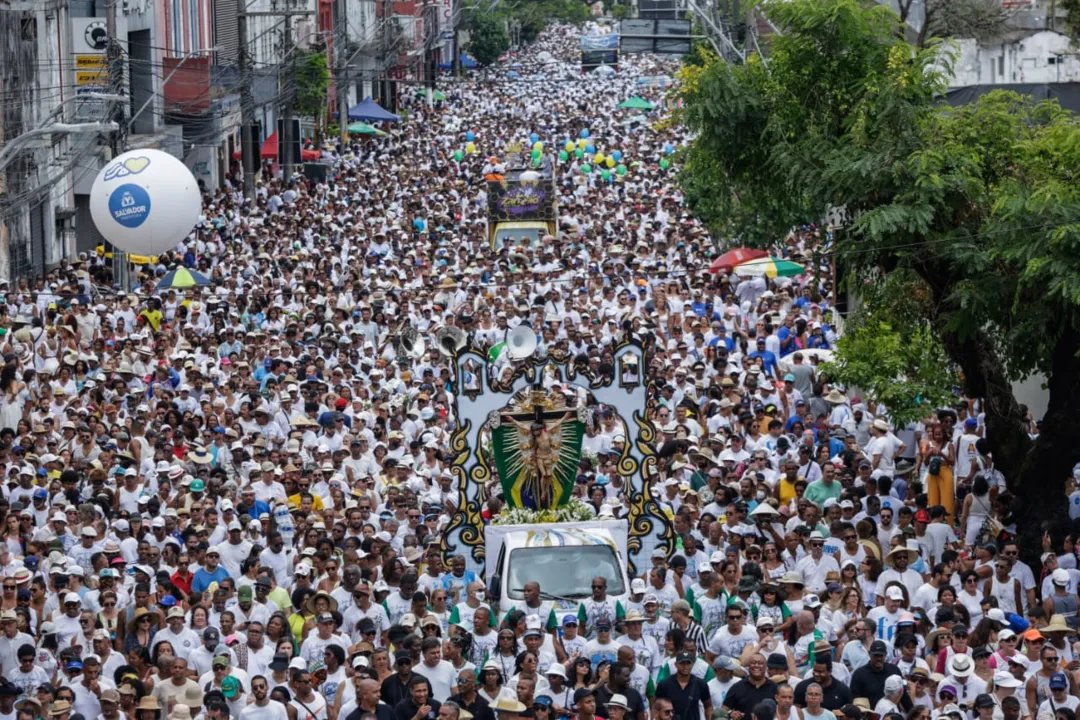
(89, 149, 202, 256)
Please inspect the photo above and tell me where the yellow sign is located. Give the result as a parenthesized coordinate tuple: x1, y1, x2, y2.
(76, 69, 106, 86)
(75, 54, 106, 68)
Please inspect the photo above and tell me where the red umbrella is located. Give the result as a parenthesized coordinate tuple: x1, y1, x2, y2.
(710, 247, 768, 274)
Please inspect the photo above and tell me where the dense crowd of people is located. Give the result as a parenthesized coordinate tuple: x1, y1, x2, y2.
(0, 18, 1064, 720)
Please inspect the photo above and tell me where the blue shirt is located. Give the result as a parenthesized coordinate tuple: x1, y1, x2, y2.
(246, 500, 272, 520)
(191, 566, 230, 593)
(749, 349, 779, 376)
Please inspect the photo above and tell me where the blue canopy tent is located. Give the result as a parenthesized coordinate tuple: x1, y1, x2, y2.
(438, 53, 478, 71)
(347, 98, 401, 123)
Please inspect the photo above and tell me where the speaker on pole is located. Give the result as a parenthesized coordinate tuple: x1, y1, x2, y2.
(277, 118, 301, 165)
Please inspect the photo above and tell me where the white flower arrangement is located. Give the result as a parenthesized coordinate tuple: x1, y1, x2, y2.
(493, 498, 597, 525)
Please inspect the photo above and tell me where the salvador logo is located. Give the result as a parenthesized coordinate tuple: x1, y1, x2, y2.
(108, 184, 151, 228)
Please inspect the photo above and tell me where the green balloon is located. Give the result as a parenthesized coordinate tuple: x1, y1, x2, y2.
(580, 163, 592, 174)
(574, 148, 584, 158)
(616, 163, 627, 175)
(453, 150, 464, 161)
(660, 158, 671, 170)
(531, 148, 541, 159)
(559, 150, 569, 161)
(531, 157, 542, 167)
(601, 169, 612, 181)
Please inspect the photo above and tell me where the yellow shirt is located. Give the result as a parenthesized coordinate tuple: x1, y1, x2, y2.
(287, 493, 324, 511)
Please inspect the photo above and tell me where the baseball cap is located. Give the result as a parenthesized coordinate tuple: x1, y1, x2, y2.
(1050, 672, 1069, 689)
(869, 640, 888, 656)
(885, 586, 905, 601)
(561, 614, 578, 626)
(676, 651, 696, 664)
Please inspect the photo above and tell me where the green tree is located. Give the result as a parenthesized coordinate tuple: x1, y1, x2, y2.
(677, 0, 1080, 559)
(292, 48, 330, 124)
(896, 0, 1013, 46)
(467, 10, 510, 66)
(822, 270, 960, 428)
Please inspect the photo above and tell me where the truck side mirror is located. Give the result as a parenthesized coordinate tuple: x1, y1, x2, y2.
(489, 574, 501, 602)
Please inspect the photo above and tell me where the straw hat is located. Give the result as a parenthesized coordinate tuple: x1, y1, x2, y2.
(883, 546, 918, 568)
(490, 698, 528, 714)
(824, 389, 847, 404)
(1043, 614, 1073, 635)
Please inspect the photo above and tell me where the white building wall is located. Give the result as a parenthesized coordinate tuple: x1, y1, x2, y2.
(949, 31, 1080, 88)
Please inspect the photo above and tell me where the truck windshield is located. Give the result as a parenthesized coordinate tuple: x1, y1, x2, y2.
(506, 545, 625, 600)
(494, 227, 543, 252)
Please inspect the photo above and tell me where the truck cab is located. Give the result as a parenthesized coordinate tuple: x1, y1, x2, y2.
(485, 520, 631, 617)
(487, 154, 558, 252)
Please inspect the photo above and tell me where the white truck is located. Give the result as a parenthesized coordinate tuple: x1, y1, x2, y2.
(485, 519, 632, 617)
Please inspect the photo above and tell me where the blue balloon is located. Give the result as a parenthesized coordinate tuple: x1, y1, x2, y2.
(665, 143, 675, 155)
(466, 131, 475, 142)
(580, 129, 590, 139)
(585, 144, 596, 154)
(529, 133, 539, 144)
(612, 150, 623, 161)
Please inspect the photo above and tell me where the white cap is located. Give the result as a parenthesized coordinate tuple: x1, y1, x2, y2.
(630, 578, 647, 594)
(63, 592, 81, 605)
(80, 526, 97, 537)
(885, 586, 905, 601)
(228, 520, 242, 531)
(1053, 568, 1069, 585)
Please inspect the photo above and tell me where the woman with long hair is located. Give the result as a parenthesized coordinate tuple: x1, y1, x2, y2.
(123, 610, 156, 653)
(919, 423, 956, 520)
(859, 557, 883, 608)
(492, 628, 519, 679)
(371, 649, 392, 684)
(510, 650, 545, 696)
(832, 586, 866, 640)
(128, 646, 158, 693)
(0, 363, 25, 432)
(959, 474, 994, 547)
(265, 612, 294, 653)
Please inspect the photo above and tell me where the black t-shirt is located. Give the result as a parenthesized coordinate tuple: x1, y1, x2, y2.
(722, 678, 779, 717)
(595, 684, 647, 719)
(449, 693, 496, 720)
(394, 697, 442, 720)
(655, 675, 712, 720)
(793, 677, 853, 711)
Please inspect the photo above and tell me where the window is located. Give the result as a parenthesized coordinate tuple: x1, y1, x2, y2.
(506, 545, 626, 600)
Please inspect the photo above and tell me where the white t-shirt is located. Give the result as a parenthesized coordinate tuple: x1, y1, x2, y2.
(240, 701, 291, 720)
(867, 434, 901, 476)
(413, 660, 459, 702)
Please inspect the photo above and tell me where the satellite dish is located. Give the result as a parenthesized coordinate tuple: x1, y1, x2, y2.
(508, 325, 538, 360)
(436, 326, 467, 357)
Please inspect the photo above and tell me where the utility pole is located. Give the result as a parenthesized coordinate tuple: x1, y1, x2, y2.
(106, 0, 130, 291)
(238, 12, 256, 202)
(382, 0, 394, 109)
(282, 10, 296, 181)
(335, 0, 350, 145)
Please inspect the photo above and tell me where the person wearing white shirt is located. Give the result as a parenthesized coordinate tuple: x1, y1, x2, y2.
(412, 638, 459, 702)
(796, 533, 840, 593)
(875, 548, 923, 601)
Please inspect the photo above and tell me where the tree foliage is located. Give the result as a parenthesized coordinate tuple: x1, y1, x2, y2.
(675, 0, 1080, 549)
(822, 271, 960, 428)
(467, 10, 511, 66)
(895, 0, 1013, 46)
(293, 49, 330, 122)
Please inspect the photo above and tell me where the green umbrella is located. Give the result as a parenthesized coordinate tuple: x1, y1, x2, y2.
(414, 89, 447, 101)
(347, 122, 387, 136)
(617, 96, 655, 111)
